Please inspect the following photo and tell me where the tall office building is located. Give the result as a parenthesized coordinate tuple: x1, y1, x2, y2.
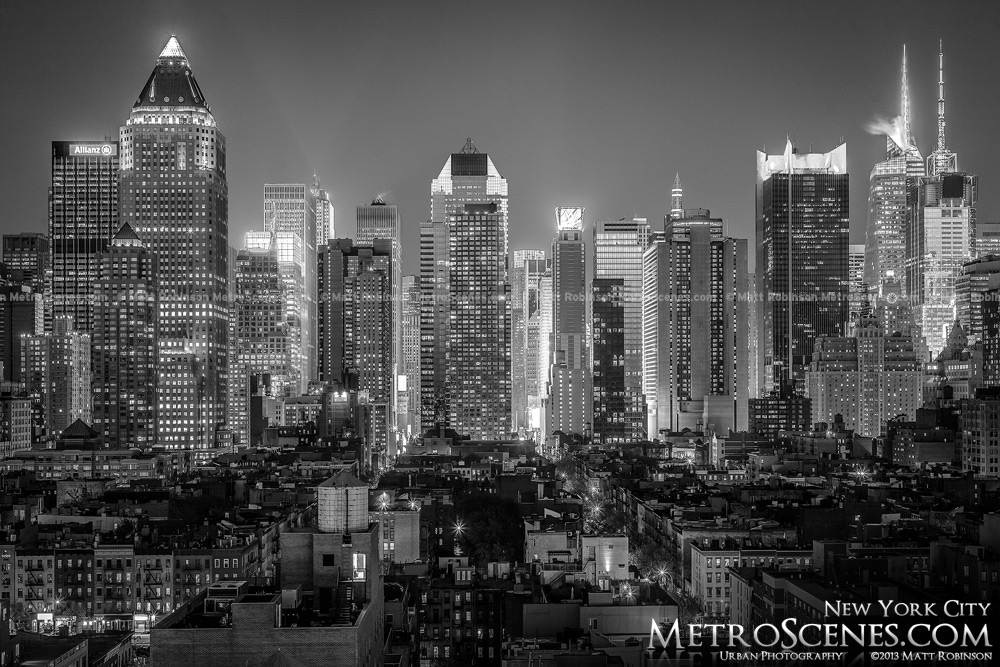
(511, 249, 546, 435)
(593, 278, 629, 442)
(420, 139, 509, 432)
(447, 204, 511, 440)
(264, 184, 318, 391)
(906, 44, 977, 360)
(593, 218, 650, 440)
(849, 244, 867, 323)
(21, 316, 91, 436)
(49, 140, 119, 334)
(232, 239, 291, 447)
(865, 47, 925, 295)
(956, 256, 1000, 344)
(2, 234, 48, 291)
(119, 36, 229, 449)
(756, 141, 849, 393)
(321, 239, 394, 467)
(92, 223, 158, 448)
(312, 176, 335, 246)
(356, 199, 401, 456)
(643, 209, 749, 436)
(805, 314, 923, 437)
(535, 268, 553, 439)
(549, 208, 590, 439)
(400, 275, 421, 442)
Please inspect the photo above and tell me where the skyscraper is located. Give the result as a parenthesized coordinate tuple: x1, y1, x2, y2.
(643, 209, 749, 436)
(232, 239, 291, 447)
(447, 203, 511, 440)
(421, 139, 509, 432)
(906, 43, 977, 359)
(264, 184, 318, 391)
(119, 36, 229, 449)
(864, 47, 925, 295)
(511, 248, 546, 435)
(549, 207, 590, 439)
(92, 223, 158, 448)
(321, 239, 394, 467)
(21, 315, 91, 436)
(356, 199, 401, 456)
(523, 256, 549, 437)
(48, 140, 119, 334)
(756, 141, 849, 393)
(593, 218, 649, 441)
(400, 275, 421, 442)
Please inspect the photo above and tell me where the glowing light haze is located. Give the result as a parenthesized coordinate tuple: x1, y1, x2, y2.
(2, 1, 999, 273)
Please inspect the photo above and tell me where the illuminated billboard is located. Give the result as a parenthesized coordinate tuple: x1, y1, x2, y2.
(68, 143, 117, 157)
(556, 206, 584, 231)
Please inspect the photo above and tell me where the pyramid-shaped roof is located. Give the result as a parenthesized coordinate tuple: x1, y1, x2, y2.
(318, 469, 366, 489)
(133, 35, 209, 111)
(112, 222, 142, 245)
(62, 419, 99, 439)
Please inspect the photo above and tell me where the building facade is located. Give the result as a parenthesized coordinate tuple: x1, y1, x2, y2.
(550, 208, 590, 439)
(756, 141, 849, 393)
(263, 184, 318, 393)
(805, 314, 923, 437)
(447, 204, 511, 440)
(21, 315, 91, 436)
(593, 218, 650, 442)
(511, 249, 546, 436)
(49, 141, 119, 334)
(643, 210, 749, 436)
(91, 224, 159, 448)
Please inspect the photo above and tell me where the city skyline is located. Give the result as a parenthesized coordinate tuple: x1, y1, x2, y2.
(3, 2, 1000, 275)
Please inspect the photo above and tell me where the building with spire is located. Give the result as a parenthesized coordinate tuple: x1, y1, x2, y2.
(670, 173, 683, 220)
(643, 209, 749, 436)
(549, 208, 590, 439)
(906, 41, 977, 359)
(118, 36, 230, 450)
(865, 46, 925, 299)
(92, 223, 158, 448)
(420, 140, 510, 437)
(756, 141, 850, 393)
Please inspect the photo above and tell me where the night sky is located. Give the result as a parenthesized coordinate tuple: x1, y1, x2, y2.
(3, 1, 999, 274)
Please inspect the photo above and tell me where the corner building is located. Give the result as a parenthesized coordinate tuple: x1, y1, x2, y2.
(118, 37, 229, 449)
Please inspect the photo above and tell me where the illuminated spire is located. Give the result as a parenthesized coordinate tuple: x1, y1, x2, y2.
(936, 39, 946, 153)
(927, 39, 958, 175)
(901, 44, 912, 149)
(670, 172, 683, 219)
(158, 35, 188, 64)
